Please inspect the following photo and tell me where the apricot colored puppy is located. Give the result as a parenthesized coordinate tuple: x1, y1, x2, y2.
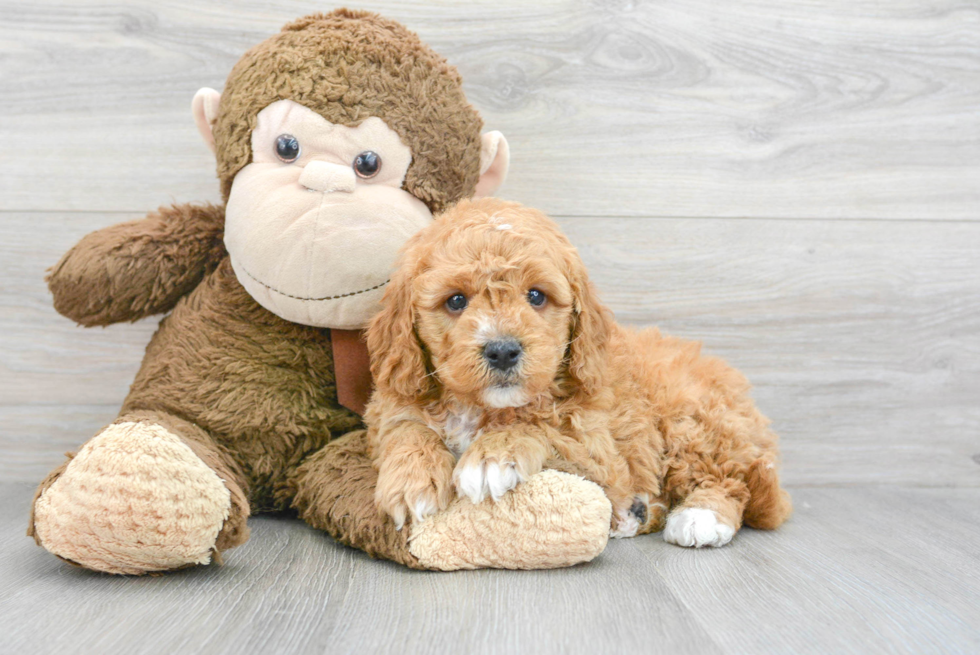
(365, 198, 791, 547)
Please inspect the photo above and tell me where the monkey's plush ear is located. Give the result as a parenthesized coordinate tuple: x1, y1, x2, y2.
(474, 131, 509, 197)
(192, 88, 222, 155)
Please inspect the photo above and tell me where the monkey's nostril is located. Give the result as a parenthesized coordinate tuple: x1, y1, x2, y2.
(484, 339, 522, 372)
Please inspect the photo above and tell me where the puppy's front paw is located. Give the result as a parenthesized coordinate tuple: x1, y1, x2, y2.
(375, 455, 455, 530)
(453, 430, 549, 504)
(454, 456, 523, 503)
(663, 507, 735, 548)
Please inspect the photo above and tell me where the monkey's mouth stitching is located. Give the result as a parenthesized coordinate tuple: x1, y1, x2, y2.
(240, 266, 389, 301)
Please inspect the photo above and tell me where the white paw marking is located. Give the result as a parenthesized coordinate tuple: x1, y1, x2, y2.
(455, 463, 488, 503)
(609, 508, 640, 539)
(411, 494, 439, 524)
(455, 460, 523, 503)
(663, 508, 735, 548)
(485, 462, 521, 501)
(391, 509, 407, 532)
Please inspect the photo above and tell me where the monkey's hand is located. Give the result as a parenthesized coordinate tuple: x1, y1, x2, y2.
(47, 203, 226, 326)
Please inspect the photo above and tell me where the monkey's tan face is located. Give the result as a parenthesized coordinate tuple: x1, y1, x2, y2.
(225, 100, 433, 328)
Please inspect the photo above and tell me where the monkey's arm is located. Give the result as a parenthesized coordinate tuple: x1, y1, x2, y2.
(47, 203, 226, 326)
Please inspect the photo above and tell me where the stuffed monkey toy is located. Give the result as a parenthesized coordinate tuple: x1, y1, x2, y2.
(28, 10, 612, 574)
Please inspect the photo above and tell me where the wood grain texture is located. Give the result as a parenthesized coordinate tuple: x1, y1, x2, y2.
(2, 2, 978, 652)
(4, 212, 978, 486)
(0, 482, 718, 655)
(1, 212, 155, 408)
(2, 483, 978, 654)
(0, 406, 121, 483)
(630, 485, 980, 655)
(0, 0, 977, 218)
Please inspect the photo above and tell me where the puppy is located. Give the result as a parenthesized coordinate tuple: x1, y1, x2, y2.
(365, 198, 791, 547)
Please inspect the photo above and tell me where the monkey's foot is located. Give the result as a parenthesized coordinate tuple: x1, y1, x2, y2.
(32, 420, 235, 575)
(407, 470, 611, 570)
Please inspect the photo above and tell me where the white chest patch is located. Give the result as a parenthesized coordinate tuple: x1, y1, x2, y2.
(437, 406, 483, 458)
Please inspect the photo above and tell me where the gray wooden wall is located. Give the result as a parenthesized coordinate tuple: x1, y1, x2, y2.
(1, 0, 978, 489)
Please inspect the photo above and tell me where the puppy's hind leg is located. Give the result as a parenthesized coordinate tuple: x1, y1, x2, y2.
(743, 456, 793, 530)
(663, 480, 749, 548)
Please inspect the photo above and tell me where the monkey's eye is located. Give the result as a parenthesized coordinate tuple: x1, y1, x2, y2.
(445, 293, 468, 313)
(353, 151, 381, 178)
(275, 134, 300, 163)
(527, 289, 547, 307)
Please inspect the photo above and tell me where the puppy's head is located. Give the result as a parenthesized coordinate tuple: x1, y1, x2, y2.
(367, 198, 612, 410)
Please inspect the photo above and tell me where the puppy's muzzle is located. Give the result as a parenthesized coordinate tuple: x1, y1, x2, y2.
(483, 338, 522, 372)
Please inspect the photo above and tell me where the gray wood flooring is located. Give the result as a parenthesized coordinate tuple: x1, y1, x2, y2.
(1, 1, 978, 653)
(2, 483, 978, 655)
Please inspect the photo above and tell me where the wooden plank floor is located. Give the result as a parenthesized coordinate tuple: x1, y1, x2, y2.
(1, 1, 978, 653)
(1, 483, 978, 655)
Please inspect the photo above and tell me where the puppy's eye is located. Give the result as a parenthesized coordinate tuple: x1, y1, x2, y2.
(527, 288, 547, 307)
(275, 134, 300, 163)
(445, 293, 468, 313)
(353, 151, 381, 178)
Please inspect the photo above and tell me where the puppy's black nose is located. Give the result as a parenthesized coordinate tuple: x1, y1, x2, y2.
(484, 339, 522, 371)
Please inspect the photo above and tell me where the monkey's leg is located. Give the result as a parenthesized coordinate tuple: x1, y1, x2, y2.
(290, 430, 613, 570)
(29, 410, 250, 575)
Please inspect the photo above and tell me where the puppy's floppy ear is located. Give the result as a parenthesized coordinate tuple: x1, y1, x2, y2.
(566, 262, 614, 397)
(367, 262, 431, 403)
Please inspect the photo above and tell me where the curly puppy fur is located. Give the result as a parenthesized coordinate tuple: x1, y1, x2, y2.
(365, 198, 792, 544)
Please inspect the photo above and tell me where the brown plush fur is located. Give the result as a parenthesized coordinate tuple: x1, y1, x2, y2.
(366, 198, 792, 540)
(214, 9, 483, 212)
(120, 258, 363, 510)
(288, 430, 421, 569)
(30, 10, 489, 572)
(47, 202, 226, 327)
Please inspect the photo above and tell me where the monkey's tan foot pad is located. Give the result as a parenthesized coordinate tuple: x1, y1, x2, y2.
(32, 421, 232, 575)
(407, 470, 612, 570)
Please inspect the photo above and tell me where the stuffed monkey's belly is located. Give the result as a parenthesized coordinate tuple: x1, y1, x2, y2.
(121, 259, 361, 506)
